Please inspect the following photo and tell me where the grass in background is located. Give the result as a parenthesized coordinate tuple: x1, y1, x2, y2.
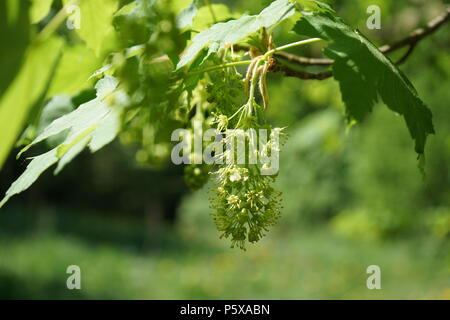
(0, 205, 448, 299)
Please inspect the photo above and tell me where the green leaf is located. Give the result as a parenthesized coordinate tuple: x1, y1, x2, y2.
(113, 0, 156, 47)
(39, 96, 75, 131)
(0, 0, 30, 97)
(177, 0, 199, 29)
(67, 0, 119, 56)
(17, 95, 75, 148)
(0, 37, 63, 169)
(176, 0, 295, 69)
(30, 0, 53, 23)
(20, 76, 122, 155)
(191, 4, 240, 32)
(293, 11, 434, 154)
(0, 149, 59, 208)
(0, 76, 126, 208)
(47, 44, 102, 97)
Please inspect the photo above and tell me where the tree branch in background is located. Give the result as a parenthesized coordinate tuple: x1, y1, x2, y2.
(270, 64, 332, 80)
(394, 43, 418, 66)
(274, 52, 333, 66)
(379, 7, 450, 54)
(272, 7, 450, 80)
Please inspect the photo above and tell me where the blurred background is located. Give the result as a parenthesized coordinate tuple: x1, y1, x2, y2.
(0, 0, 449, 299)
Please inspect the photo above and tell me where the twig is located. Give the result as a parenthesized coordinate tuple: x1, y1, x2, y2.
(272, 7, 450, 80)
(192, 9, 450, 81)
(274, 7, 450, 67)
(272, 66, 332, 80)
(35, 0, 80, 43)
(395, 43, 417, 65)
(188, 38, 322, 76)
(274, 52, 333, 66)
(379, 7, 450, 54)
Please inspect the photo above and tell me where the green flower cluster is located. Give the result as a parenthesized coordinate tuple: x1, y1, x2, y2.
(208, 126, 286, 250)
(181, 47, 287, 249)
(210, 164, 282, 250)
(206, 71, 244, 117)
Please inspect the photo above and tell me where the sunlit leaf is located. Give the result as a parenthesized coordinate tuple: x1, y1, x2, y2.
(177, 0, 199, 29)
(0, 149, 59, 208)
(30, 0, 53, 23)
(47, 44, 102, 97)
(176, 0, 295, 69)
(66, 0, 119, 56)
(0, 77, 126, 208)
(0, 37, 63, 169)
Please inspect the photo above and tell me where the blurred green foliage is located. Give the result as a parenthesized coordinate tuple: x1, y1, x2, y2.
(0, 205, 448, 299)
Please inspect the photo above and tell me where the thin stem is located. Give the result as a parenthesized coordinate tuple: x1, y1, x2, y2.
(185, 38, 323, 78)
(186, 60, 252, 76)
(228, 104, 247, 121)
(235, 58, 263, 127)
(35, 0, 80, 43)
(264, 38, 323, 57)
